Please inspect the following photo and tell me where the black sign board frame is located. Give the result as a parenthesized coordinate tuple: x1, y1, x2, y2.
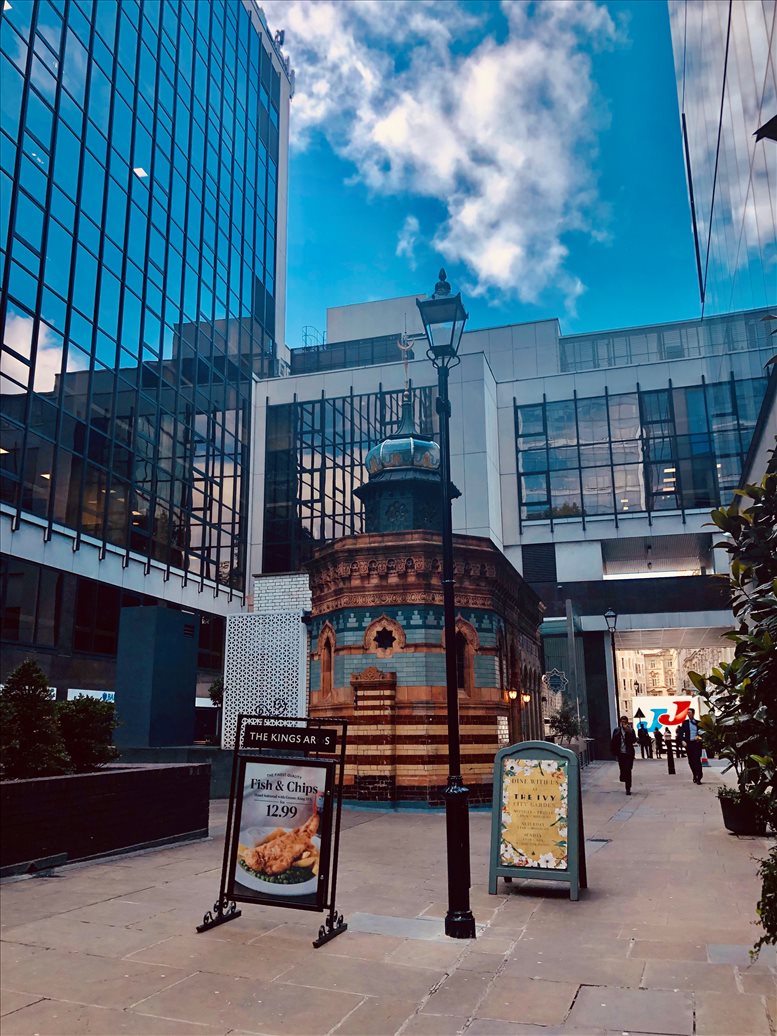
(197, 714, 348, 947)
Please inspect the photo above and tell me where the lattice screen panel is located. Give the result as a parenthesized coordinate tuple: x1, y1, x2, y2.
(222, 613, 308, 748)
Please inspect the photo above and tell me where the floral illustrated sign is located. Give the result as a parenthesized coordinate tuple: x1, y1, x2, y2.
(499, 757, 568, 870)
(489, 741, 586, 901)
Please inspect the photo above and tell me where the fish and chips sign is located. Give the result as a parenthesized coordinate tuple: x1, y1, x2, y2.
(489, 741, 587, 901)
(229, 756, 334, 910)
(198, 716, 348, 947)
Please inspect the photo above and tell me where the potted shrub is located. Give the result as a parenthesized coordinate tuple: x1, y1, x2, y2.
(689, 469, 776, 836)
(548, 703, 581, 746)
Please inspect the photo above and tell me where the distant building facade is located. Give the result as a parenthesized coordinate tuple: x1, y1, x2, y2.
(256, 303, 773, 756)
(0, 0, 292, 698)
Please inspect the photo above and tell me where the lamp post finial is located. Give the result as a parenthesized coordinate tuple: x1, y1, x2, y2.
(434, 269, 451, 298)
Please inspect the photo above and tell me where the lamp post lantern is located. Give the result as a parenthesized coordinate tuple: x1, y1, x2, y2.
(417, 270, 476, 940)
(603, 608, 621, 721)
(507, 688, 518, 744)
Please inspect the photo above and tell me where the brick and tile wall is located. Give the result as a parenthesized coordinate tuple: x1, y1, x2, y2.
(306, 531, 543, 805)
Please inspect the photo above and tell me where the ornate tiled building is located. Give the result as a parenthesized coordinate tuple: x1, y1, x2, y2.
(306, 394, 543, 805)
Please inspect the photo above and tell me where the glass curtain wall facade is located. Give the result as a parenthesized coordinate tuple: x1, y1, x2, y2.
(0, 0, 285, 592)
(515, 374, 768, 527)
(668, 0, 777, 314)
(290, 334, 416, 376)
(0, 552, 225, 668)
(263, 386, 437, 572)
(560, 309, 771, 374)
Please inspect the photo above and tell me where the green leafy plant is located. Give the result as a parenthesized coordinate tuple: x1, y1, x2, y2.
(689, 461, 776, 954)
(754, 847, 777, 958)
(548, 703, 581, 745)
(56, 696, 118, 773)
(0, 658, 71, 779)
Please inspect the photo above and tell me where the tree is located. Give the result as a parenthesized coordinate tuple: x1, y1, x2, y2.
(548, 703, 581, 745)
(56, 696, 118, 772)
(207, 676, 225, 745)
(0, 658, 71, 779)
(208, 676, 224, 708)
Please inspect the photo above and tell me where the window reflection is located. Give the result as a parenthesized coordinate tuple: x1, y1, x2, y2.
(515, 376, 767, 523)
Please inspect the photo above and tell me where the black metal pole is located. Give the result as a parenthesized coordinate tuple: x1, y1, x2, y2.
(436, 365, 476, 940)
(666, 730, 676, 775)
(609, 630, 621, 722)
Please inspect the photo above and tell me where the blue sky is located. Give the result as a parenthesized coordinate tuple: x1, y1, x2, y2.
(266, 0, 700, 347)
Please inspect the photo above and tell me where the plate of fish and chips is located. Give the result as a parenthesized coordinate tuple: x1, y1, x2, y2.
(236, 810, 321, 895)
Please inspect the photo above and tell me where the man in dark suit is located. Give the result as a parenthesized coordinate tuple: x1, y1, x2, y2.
(611, 715, 638, 795)
(679, 707, 704, 784)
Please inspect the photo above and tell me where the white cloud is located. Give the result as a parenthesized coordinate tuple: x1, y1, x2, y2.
(0, 312, 77, 394)
(396, 214, 420, 268)
(264, 0, 621, 308)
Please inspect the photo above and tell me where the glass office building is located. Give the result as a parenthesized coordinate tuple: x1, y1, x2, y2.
(1, 0, 291, 690)
(668, 0, 776, 314)
(1, 0, 288, 590)
(260, 308, 771, 570)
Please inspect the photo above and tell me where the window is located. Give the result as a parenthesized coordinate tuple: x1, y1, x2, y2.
(514, 376, 768, 525)
(0, 555, 61, 646)
(317, 623, 336, 698)
(452, 620, 478, 696)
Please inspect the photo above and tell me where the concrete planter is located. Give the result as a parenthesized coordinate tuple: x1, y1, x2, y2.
(0, 763, 210, 871)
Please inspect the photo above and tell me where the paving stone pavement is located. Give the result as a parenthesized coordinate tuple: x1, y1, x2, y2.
(1, 760, 774, 1036)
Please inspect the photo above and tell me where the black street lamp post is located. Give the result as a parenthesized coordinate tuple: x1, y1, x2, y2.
(604, 608, 621, 721)
(417, 270, 476, 940)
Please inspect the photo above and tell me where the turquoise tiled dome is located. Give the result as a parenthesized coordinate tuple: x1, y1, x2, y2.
(355, 391, 451, 533)
(364, 393, 440, 477)
(365, 434, 440, 476)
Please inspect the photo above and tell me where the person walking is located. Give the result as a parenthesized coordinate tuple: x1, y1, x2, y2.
(654, 728, 664, 759)
(679, 707, 704, 784)
(611, 715, 638, 795)
(637, 722, 652, 759)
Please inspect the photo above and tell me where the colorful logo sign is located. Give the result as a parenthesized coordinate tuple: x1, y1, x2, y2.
(631, 695, 702, 732)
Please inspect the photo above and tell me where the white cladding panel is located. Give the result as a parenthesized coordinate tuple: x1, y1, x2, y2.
(222, 612, 308, 748)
